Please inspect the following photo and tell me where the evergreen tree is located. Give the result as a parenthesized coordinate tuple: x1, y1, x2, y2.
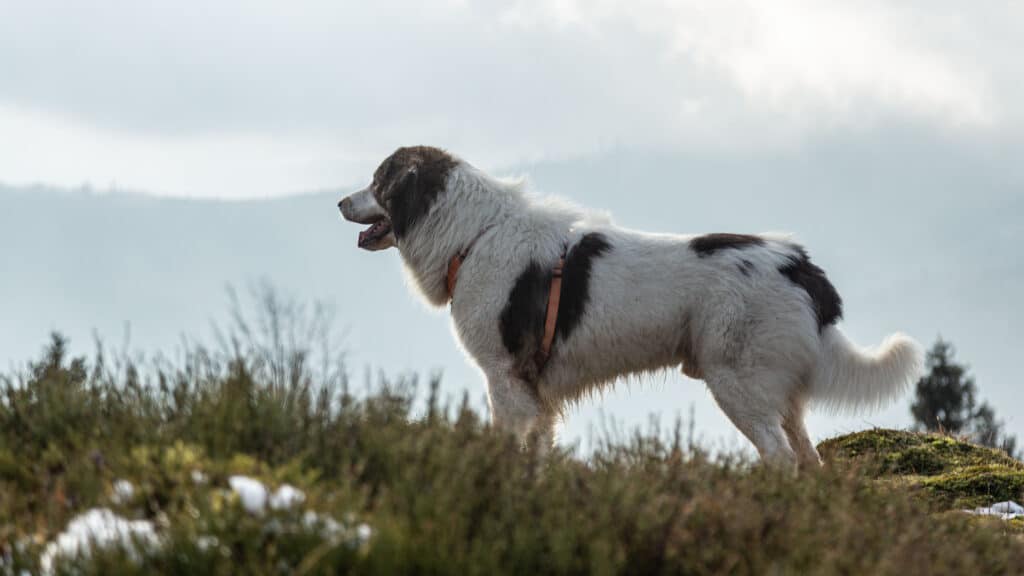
(911, 339, 1018, 458)
(910, 340, 976, 434)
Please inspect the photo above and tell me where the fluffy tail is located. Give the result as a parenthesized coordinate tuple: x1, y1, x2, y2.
(811, 326, 925, 414)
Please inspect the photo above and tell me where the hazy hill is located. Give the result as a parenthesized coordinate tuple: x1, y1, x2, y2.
(2, 133, 1022, 447)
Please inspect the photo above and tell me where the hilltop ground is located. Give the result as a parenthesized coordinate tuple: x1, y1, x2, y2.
(2, 333, 1023, 575)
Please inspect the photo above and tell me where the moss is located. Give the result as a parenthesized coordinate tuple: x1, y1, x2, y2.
(819, 428, 920, 460)
(819, 429, 1022, 478)
(820, 428, 1024, 515)
(922, 465, 1024, 509)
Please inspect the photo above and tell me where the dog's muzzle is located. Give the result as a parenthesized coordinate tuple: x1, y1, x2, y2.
(339, 187, 396, 251)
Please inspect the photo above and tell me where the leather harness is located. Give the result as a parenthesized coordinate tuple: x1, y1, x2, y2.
(446, 232, 566, 372)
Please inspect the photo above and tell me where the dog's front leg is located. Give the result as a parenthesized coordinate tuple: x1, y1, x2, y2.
(486, 373, 552, 449)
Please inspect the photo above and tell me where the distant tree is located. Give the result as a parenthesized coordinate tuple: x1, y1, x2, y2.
(911, 340, 976, 435)
(972, 402, 1018, 459)
(911, 339, 1019, 459)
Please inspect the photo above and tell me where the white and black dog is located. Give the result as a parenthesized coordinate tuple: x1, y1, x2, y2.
(339, 146, 923, 467)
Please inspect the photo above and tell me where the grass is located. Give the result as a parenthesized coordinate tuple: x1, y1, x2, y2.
(2, 327, 1023, 575)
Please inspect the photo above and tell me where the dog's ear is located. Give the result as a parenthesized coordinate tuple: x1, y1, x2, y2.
(381, 165, 417, 202)
(386, 164, 423, 238)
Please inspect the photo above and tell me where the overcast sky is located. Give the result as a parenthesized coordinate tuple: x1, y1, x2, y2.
(2, 0, 1022, 197)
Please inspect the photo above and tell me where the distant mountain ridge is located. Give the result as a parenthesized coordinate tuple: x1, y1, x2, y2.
(2, 137, 1022, 446)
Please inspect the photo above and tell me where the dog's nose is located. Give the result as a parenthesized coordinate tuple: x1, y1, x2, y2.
(338, 197, 351, 216)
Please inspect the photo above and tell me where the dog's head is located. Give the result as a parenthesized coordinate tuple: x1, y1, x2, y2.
(338, 146, 458, 251)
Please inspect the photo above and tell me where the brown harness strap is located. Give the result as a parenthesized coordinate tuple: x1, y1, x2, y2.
(446, 227, 495, 303)
(535, 257, 565, 368)
(447, 238, 568, 373)
(446, 250, 467, 300)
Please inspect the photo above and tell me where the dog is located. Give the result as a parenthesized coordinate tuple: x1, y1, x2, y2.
(338, 146, 924, 467)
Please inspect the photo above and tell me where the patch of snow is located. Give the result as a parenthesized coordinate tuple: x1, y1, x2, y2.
(269, 484, 306, 510)
(228, 475, 268, 515)
(355, 523, 373, 544)
(228, 477, 309, 515)
(965, 501, 1024, 520)
(111, 479, 135, 505)
(40, 508, 159, 575)
(196, 535, 219, 552)
(300, 511, 373, 547)
(302, 510, 344, 538)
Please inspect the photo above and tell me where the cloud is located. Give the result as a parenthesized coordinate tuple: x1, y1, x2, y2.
(500, 0, 996, 128)
(0, 0, 1018, 197)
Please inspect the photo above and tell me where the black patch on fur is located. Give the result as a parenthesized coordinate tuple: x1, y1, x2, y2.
(499, 261, 548, 379)
(497, 233, 612, 380)
(778, 246, 844, 330)
(738, 259, 755, 276)
(556, 233, 612, 342)
(690, 233, 765, 257)
(373, 146, 457, 239)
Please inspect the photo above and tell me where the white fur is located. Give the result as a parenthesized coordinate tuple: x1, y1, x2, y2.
(341, 158, 925, 468)
(813, 329, 923, 414)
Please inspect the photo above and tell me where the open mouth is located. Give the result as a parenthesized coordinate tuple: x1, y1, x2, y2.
(357, 218, 393, 249)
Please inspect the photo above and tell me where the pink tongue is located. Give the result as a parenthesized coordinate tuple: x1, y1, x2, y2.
(358, 222, 380, 246)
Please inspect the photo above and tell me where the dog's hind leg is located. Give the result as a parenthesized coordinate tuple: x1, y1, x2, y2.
(703, 367, 797, 469)
(781, 393, 822, 469)
(486, 373, 551, 448)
